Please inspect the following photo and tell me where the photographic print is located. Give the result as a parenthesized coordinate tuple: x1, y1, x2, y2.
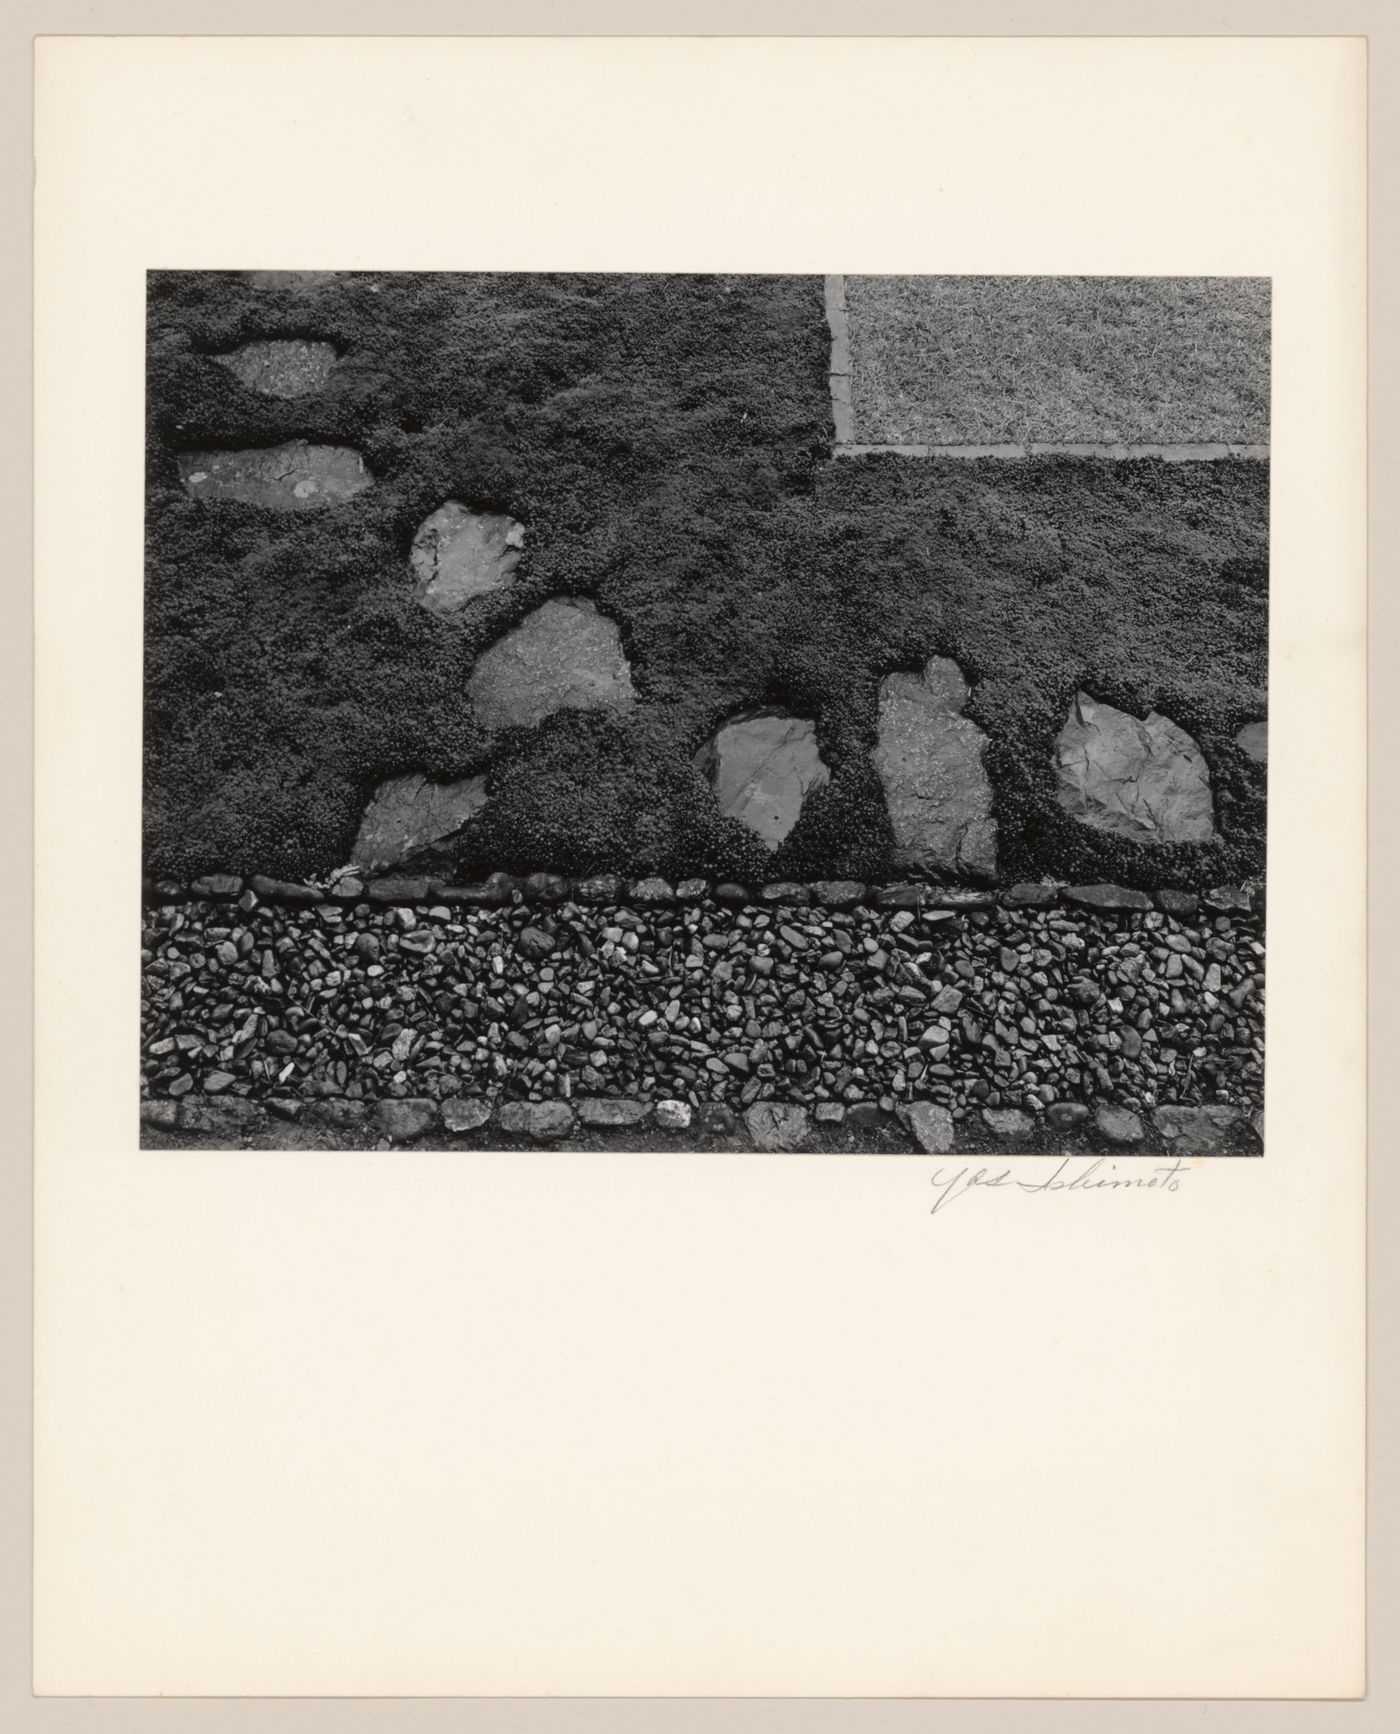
(139, 270, 1269, 1158)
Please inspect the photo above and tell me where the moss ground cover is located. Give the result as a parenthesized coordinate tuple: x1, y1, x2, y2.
(145, 271, 1266, 891)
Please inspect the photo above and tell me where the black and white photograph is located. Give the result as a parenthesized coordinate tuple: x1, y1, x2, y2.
(138, 269, 1269, 1158)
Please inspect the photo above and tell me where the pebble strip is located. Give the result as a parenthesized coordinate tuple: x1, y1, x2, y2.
(140, 873, 1264, 1155)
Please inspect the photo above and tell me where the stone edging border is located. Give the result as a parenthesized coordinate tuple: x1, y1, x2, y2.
(142, 1090, 1262, 1156)
(824, 273, 1270, 462)
(146, 872, 1262, 920)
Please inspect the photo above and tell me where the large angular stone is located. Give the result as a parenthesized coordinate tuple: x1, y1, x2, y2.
(177, 440, 370, 509)
(871, 657, 997, 876)
(743, 1102, 811, 1151)
(694, 710, 830, 850)
(213, 339, 338, 398)
(469, 598, 636, 731)
(1235, 720, 1268, 764)
(351, 772, 488, 872)
(1055, 691, 1216, 844)
(409, 502, 524, 617)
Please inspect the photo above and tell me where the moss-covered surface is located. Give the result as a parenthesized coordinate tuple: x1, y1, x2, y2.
(145, 271, 1267, 891)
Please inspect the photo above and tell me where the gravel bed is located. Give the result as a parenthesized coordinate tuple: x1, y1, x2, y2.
(140, 880, 1263, 1154)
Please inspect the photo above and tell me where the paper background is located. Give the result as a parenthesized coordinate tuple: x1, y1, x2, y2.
(29, 27, 1367, 1703)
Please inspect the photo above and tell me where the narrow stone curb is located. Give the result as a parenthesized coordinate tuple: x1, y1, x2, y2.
(142, 1092, 1262, 1156)
(826, 272, 1268, 462)
(149, 874, 1260, 919)
(824, 273, 854, 446)
(834, 442, 1270, 462)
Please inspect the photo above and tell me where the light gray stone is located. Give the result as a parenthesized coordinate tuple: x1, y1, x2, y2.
(743, 1102, 811, 1151)
(982, 1107, 1034, 1142)
(871, 657, 997, 876)
(409, 502, 524, 616)
(1095, 1105, 1145, 1146)
(654, 1099, 693, 1132)
(177, 440, 370, 509)
(1153, 1104, 1243, 1154)
(374, 1098, 438, 1141)
(213, 339, 338, 398)
(441, 1096, 493, 1133)
(576, 1098, 651, 1128)
(351, 772, 488, 873)
(1235, 720, 1268, 763)
(907, 1101, 956, 1154)
(695, 709, 830, 850)
(469, 598, 636, 732)
(497, 1101, 574, 1140)
(1055, 691, 1216, 843)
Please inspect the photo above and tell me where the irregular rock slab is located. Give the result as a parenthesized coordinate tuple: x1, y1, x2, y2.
(469, 599, 636, 732)
(442, 1096, 493, 1133)
(375, 1098, 438, 1141)
(1095, 1106, 1145, 1146)
(497, 1101, 573, 1140)
(908, 1102, 955, 1154)
(694, 710, 830, 850)
(351, 772, 488, 873)
(654, 1099, 692, 1132)
(1235, 721, 1268, 764)
(1153, 1104, 1244, 1154)
(409, 503, 524, 617)
(872, 657, 997, 877)
(243, 270, 338, 290)
(1055, 691, 1216, 844)
(576, 1098, 650, 1128)
(177, 440, 370, 509)
(743, 1103, 811, 1151)
(1065, 883, 1153, 913)
(982, 1108, 1034, 1142)
(213, 339, 338, 398)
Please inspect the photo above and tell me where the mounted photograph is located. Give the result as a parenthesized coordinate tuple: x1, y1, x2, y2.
(139, 270, 1269, 1158)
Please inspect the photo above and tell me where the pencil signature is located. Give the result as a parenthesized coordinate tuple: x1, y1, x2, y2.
(929, 1156, 1192, 1215)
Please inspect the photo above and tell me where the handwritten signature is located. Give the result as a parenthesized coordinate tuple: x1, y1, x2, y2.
(930, 1156, 1192, 1215)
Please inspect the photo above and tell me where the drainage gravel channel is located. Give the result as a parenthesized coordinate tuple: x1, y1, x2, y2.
(140, 877, 1263, 1156)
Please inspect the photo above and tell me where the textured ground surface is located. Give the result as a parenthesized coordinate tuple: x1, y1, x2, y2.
(144, 272, 1267, 892)
(846, 275, 1271, 446)
(140, 882, 1263, 1154)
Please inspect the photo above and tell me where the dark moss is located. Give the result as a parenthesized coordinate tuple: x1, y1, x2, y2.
(145, 273, 1266, 889)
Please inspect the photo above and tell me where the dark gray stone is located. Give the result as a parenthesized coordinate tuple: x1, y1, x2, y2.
(1065, 884, 1154, 912)
(1095, 1106, 1145, 1146)
(190, 873, 244, 899)
(1153, 1104, 1244, 1154)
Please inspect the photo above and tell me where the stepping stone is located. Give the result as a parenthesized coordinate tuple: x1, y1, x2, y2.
(1055, 691, 1216, 844)
(409, 502, 524, 617)
(468, 598, 636, 732)
(907, 1102, 955, 1154)
(351, 771, 488, 873)
(212, 338, 338, 398)
(1235, 720, 1268, 763)
(871, 657, 997, 876)
(694, 709, 830, 851)
(242, 270, 337, 289)
(177, 440, 370, 509)
(1153, 1104, 1243, 1154)
(743, 1102, 811, 1151)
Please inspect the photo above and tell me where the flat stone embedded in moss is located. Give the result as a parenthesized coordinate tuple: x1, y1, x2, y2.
(177, 440, 370, 509)
(694, 710, 831, 850)
(468, 598, 636, 732)
(1055, 691, 1216, 844)
(352, 772, 488, 872)
(242, 270, 338, 290)
(410, 502, 524, 616)
(1235, 720, 1267, 763)
(213, 339, 338, 398)
(871, 657, 997, 877)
